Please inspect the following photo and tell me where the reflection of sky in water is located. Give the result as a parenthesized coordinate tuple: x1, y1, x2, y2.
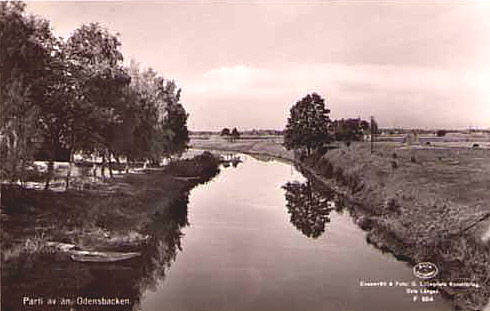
(141, 154, 452, 311)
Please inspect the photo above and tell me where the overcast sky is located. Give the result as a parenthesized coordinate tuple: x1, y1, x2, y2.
(27, 1, 490, 131)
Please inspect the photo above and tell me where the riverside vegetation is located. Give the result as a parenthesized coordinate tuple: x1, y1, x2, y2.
(1, 151, 221, 310)
(2, 152, 220, 258)
(1, 2, 190, 190)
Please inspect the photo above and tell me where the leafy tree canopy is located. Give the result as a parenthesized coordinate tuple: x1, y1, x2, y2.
(284, 93, 332, 155)
(1, 5, 191, 188)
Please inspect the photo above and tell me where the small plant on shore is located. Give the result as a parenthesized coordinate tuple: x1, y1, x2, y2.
(2, 235, 54, 263)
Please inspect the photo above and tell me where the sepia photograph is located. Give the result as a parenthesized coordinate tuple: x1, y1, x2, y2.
(1, 1, 490, 310)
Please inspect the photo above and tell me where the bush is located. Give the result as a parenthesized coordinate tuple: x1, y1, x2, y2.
(164, 152, 220, 178)
(386, 198, 400, 213)
(391, 161, 398, 169)
(317, 159, 334, 177)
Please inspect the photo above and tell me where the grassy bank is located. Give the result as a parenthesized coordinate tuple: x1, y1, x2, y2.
(308, 143, 490, 310)
(192, 136, 490, 310)
(2, 151, 221, 310)
(1, 151, 220, 261)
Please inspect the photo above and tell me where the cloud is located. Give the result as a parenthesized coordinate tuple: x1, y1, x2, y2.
(24, 2, 490, 131)
(182, 63, 490, 130)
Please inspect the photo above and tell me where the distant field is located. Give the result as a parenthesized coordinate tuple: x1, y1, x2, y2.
(189, 135, 294, 160)
(189, 134, 280, 140)
(375, 132, 490, 146)
(332, 141, 490, 211)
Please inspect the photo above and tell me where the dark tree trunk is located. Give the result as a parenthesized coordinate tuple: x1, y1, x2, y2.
(101, 154, 106, 179)
(65, 149, 73, 190)
(19, 159, 26, 187)
(306, 180, 312, 200)
(125, 160, 130, 174)
(44, 159, 54, 190)
(108, 151, 113, 178)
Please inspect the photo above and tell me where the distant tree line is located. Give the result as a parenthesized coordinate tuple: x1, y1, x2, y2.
(0, 2, 189, 189)
(284, 92, 377, 156)
(220, 127, 241, 142)
(190, 129, 283, 136)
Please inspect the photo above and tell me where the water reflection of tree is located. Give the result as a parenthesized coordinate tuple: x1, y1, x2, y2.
(137, 193, 189, 293)
(1, 193, 190, 311)
(282, 180, 335, 238)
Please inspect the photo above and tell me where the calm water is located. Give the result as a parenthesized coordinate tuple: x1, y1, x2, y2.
(140, 153, 452, 311)
(2, 152, 454, 311)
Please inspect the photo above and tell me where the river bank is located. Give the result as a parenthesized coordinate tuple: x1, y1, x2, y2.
(191, 137, 490, 310)
(2, 151, 221, 310)
(1, 151, 220, 272)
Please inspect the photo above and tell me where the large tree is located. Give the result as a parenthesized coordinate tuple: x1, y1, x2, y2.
(124, 62, 189, 164)
(64, 22, 130, 182)
(159, 83, 189, 160)
(0, 2, 56, 183)
(284, 93, 332, 156)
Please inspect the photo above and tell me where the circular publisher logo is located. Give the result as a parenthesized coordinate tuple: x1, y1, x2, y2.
(413, 262, 438, 279)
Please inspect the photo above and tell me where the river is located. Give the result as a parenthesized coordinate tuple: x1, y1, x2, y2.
(140, 152, 452, 311)
(1, 151, 454, 311)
